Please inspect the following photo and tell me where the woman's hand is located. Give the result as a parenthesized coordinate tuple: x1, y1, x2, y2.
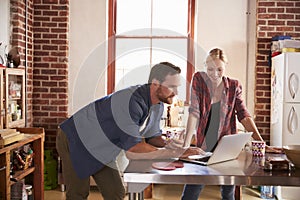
(180, 147, 206, 158)
(265, 145, 283, 154)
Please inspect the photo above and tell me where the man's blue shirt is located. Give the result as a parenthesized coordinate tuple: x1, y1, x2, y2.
(60, 84, 163, 178)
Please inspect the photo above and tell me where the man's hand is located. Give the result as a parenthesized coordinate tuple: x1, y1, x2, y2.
(165, 130, 185, 149)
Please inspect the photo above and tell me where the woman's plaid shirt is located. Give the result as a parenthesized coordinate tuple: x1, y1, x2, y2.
(189, 72, 251, 150)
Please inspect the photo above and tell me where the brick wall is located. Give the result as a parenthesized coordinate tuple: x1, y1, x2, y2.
(256, 0, 300, 143)
(32, 0, 69, 149)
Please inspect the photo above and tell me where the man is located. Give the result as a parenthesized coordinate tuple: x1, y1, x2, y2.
(56, 62, 203, 200)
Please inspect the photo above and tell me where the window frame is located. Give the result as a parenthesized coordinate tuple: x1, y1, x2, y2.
(107, 0, 195, 102)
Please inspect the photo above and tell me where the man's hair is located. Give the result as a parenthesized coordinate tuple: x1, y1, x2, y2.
(148, 62, 181, 83)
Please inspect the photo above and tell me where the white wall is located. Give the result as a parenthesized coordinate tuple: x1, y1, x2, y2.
(195, 0, 248, 78)
(246, 0, 257, 118)
(69, 0, 256, 116)
(69, 0, 107, 114)
(194, 0, 256, 122)
(0, 0, 10, 63)
(195, 0, 253, 107)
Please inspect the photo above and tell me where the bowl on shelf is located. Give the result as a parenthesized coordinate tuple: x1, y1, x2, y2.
(283, 145, 300, 168)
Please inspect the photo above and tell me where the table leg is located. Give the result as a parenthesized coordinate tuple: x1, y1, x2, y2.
(127, 183, 151, 200)
(128, 193, 136, 200)
(235, 185, 242, 200)
(128, 192, 144, 200)
(138, 192, 144, 200)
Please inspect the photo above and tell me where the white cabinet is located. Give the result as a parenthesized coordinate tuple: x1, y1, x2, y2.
(270, 52, 300, 200)
(271, 52, 300, 146)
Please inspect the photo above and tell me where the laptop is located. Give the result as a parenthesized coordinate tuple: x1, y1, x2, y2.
(180, 132, 252, 166)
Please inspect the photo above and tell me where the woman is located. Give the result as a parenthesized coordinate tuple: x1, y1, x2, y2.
(181, 48, 265, 200)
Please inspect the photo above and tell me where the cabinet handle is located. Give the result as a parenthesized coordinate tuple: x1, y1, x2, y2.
(288, 73, 299, 99)
(287, 106, 298, 134)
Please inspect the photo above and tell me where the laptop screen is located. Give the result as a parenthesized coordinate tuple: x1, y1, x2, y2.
(180, 133, 252, 165)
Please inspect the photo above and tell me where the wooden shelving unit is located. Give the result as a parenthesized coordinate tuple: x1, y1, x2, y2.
(4, 68, 26, 128)
(0, 127, 44, 200)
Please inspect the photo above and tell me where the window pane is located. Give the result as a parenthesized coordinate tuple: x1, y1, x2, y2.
(116, 0, 151, 35)
(115, 38, 188, 100)
(152, 39, 187, 101)
(114, 0, 190, 100)
(152, 0, 188, 36)
(115, 39, 151, 90)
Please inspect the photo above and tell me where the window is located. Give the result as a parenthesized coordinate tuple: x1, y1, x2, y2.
(108, 0, 195, 102)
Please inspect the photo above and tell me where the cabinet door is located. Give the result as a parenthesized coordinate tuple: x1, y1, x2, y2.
(271, 54, 285, 104)
(4, 68, 25, 128)
(285, 53, 300, 103)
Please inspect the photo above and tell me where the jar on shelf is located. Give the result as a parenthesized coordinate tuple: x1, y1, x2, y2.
(25, 184, 33, 200)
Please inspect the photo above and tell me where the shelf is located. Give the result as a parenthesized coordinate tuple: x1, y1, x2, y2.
(0, 127, 44, 200)
(8, 97, 21, 101)
(10, 167, 35, 185)
(0, 133, 43, 155)
(6, 119, 25, 129)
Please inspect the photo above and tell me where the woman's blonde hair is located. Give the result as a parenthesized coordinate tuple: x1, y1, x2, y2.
(206, 48, 228, 64)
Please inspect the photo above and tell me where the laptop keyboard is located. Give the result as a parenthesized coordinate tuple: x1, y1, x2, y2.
(195, 156, 210, 162)
(188, 152, 213, 161)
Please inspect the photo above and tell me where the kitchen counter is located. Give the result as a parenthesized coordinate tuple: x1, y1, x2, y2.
(124, 150, 300, 200)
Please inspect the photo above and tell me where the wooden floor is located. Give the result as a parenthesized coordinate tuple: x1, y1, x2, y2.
(45, 184, 262, 200)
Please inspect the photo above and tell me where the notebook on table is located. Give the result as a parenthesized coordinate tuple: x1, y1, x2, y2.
(180, 132, 252, 166)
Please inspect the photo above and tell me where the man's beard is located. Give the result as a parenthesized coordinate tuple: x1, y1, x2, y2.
(158, 95, 174, 104)
(157, 89, 175, 104)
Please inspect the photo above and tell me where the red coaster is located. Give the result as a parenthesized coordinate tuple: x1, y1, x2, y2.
(172, 160, 184, 168)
